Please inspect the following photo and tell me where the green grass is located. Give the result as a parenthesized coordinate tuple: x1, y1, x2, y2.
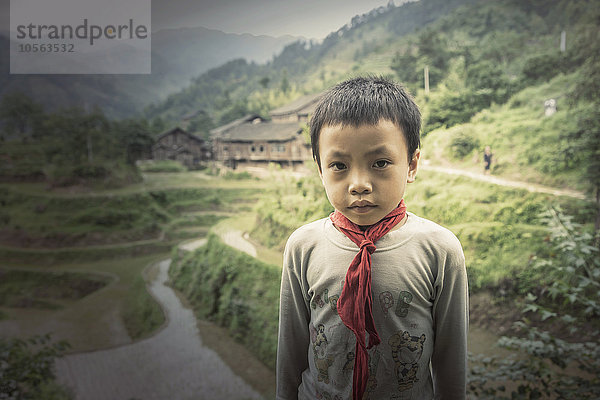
(169, 234, 280, 369)
(212, 213, 284, 267)
(122, 269, 165, 340)
(0, 179, 261, 251)
(421, 73, 584, 190)
(0, 268, 111, 309)
(137, 160, 187, 173)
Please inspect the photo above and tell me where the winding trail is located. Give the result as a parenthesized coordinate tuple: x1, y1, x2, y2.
(55, 259, 262, 400)
(420, 163, 587, 200)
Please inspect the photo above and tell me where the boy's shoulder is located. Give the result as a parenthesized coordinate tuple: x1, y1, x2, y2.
(285, 217, 329, 251)
(402, 213, 463, 253)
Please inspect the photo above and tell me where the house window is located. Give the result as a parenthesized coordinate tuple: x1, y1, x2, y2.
(259, 145, 264, 152)
(271, 144, 286, 152)
(251, 145, 256, 152)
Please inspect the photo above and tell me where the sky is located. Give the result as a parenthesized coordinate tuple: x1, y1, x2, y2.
(0, 0, 412, 39)
(150, 0, 400, 39)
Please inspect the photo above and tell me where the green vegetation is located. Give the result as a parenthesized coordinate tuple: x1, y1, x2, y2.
(0, 181, 257, 250)
(0, 269, 110, 309)
(137, 160, 187, 173)
(470, 208, 599, 399)
(122, 272, 164, 340)
(0, 95, 154, 188)
(0, 173, 262, 351)
(0, 335, 72, 400)
(169, 233, 280, 369)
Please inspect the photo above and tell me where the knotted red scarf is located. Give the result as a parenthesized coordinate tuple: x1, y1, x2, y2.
(330, 200, 407, 400)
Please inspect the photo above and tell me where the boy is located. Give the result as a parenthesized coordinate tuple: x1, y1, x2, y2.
(276, 76, 468, 400)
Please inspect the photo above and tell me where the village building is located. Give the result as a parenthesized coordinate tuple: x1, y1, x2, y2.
(269, 93, 322, 123)
(211, 93, 321, 170)
(152, 126, 211, 168)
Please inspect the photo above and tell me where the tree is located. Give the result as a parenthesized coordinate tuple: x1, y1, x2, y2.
(150, 116, 166, 134)
(280, 69, 291, 94)
(390, 48, 421, 89)
(469, 207, 600, 399)
(0, 92, 44, 137)
(187, 111, 214, 140)
(259, 76, 270, 89)
(564, 12, 600, 237)
(113, 119, 154, 165)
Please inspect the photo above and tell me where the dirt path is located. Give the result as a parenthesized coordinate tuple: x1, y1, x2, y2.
(420, 163, 587, 200)
(220, 230, 257, 257)
(55, 259, 263, 400)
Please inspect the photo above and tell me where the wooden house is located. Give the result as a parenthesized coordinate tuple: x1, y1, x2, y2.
(211, 94, 321, 170)
(269, 93, 322, 123)
(152, 127, 211, 168)
(212, 121, 308, 169)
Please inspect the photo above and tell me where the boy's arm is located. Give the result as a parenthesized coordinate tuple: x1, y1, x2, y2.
(276, 239, 310, 400)
(431, 247, 469, 400)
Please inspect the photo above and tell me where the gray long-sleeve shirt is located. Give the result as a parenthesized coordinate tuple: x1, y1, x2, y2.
(276, 213, 468, 400)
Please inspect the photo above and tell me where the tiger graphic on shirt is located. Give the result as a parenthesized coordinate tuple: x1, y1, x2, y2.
(388, 330, 427, 392)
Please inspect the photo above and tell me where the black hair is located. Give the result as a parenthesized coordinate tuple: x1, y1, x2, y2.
(310, 76, 421, 170)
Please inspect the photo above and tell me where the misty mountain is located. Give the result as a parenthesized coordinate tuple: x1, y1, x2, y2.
(0, 27, 299, 118)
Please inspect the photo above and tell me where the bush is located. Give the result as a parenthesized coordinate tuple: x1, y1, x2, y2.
(222, 170, 255, 180)
(451, 131, 480, 159)
(521, 52, 568, 84)
(468, 207, 600, 399)
(0, 335, 72, 400)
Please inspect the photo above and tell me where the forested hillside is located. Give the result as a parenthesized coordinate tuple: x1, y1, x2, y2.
(147, 0, 599, 196)
(0, 28, 297, 119)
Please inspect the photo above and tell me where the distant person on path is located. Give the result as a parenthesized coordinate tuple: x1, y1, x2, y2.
(483, 145, 492, 175)
(276, 77, 468, 400)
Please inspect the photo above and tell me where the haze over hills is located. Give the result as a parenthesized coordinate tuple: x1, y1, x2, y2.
(0, 26, 299, 118)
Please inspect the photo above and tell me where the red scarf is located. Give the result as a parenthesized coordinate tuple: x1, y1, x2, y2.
(330, 200, 407, 400)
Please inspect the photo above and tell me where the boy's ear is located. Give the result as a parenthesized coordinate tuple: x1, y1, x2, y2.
(316, 159, 324, 183)
(407, 149, 420, 183)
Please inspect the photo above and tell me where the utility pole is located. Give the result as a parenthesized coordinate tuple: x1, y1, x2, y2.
(424, 65, 430, 94)
(84, 102, 93, 164)
(560, 30, 566, 53)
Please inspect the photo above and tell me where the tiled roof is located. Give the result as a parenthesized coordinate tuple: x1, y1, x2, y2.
(269, 92, 322, 116)
(156, 126, 204, 142)
(210, 114, 263, 136)
(217, 121, 302, 142)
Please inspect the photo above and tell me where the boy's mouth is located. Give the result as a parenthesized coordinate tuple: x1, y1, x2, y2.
(349, 200, 377, 213)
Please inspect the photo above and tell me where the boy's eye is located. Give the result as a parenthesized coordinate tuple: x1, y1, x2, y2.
(330, 162, 347, 171)
(373, 160, 390, 168)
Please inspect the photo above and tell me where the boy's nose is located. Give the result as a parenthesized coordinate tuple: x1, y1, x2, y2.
(348, 171, 372, 195)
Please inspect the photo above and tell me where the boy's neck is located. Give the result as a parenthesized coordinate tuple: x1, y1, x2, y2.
(352, 214, 409, 232)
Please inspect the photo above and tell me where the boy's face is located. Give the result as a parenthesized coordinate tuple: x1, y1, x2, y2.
(318, 120, 419, 227)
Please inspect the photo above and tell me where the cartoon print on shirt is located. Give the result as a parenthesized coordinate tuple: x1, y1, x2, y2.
(342, 351, 354, 373)
(388, 331, 426, 392)
(311, 293, 325, 309)
(316, 390, 343, 400)
(311, 323, 335, 384)
(379, 291, 395, 315)
(311, 289, 340, 315)
(395, 290, 413, 318)
(363, 349, 382, 399)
